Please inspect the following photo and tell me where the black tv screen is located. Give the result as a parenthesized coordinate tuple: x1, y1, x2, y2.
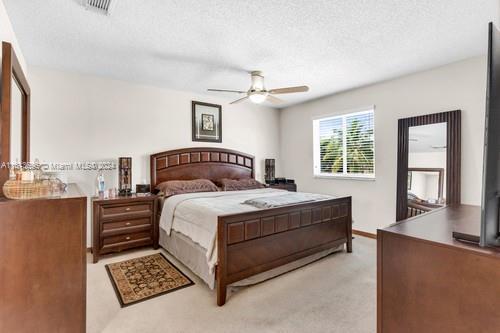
(480, 22, 500, 247)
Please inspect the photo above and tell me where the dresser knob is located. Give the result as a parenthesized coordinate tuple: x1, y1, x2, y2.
(125, 222, 131, 226)
(125, 236, 131, 240)
(125, 207, 131, 211)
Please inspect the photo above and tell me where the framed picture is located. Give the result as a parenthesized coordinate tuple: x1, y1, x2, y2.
(192, 101, 222, 142)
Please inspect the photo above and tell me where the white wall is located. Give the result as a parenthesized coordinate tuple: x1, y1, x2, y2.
(0, 0, 27, 72)
(29, 67, 281, 245)
(280, 56, 486, 234)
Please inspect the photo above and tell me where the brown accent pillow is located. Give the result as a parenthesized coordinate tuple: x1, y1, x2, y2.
(219, 178, 265, 191)
(156, 179, 218, 197)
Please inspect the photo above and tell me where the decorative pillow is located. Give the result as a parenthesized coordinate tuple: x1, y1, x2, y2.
(156, 179, 218, 197)
(219, 178, 265, 191)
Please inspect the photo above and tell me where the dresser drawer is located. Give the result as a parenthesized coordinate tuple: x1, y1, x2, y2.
(100, 203, 152, 220)
(102, 218, 152, 235)
(102, 231, 152, 247)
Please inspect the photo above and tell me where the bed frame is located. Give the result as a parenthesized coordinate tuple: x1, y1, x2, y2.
(150, 147, 352, 306)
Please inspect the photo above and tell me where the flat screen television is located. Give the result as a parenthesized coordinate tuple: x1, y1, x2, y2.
(480, 22, 500, 247)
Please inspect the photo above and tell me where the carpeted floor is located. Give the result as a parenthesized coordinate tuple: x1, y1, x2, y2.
(87, 236, 376, 333)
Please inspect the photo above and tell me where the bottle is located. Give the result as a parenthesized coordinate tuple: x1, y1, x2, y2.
(33, 158, 42, 182)
(15, 162, 22, 181)
(9, 165, 16, 180)
(97, 172, 105, 194)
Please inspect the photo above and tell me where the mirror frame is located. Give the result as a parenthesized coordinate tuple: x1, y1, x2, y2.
(0, 41, 30, 196)
(408, 167, 445, 202)
(396, 110, 461, 221)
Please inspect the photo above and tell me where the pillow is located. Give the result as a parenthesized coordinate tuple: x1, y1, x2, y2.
(219, 178, 265, 191)
(156, 179, 218, 197)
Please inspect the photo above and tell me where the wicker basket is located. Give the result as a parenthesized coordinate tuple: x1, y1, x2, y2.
(3, 180, 53, 200)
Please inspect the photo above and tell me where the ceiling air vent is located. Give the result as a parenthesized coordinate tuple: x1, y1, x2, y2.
(83, 0, 116, 16)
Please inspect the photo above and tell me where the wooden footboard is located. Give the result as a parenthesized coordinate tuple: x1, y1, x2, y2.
(216, 196, 352, 305)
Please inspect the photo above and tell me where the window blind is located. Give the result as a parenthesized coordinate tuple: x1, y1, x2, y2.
(314, 109, 375, 178)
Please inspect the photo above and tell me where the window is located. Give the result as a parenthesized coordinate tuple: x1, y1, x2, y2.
(313, 108, 375, 179)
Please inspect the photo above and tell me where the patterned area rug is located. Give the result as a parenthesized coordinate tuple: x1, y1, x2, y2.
(106, 253, 194, 307)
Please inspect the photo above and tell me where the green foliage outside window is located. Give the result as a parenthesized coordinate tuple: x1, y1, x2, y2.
(319, 119, 374, 175)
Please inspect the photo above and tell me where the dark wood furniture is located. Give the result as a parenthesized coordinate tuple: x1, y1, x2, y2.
(0, 41, 30, 197)
(0, 184, 86, 333)
(396, 110, 461, 221)
(407, 200, 442, 217)
(267, 182, 297, 192)
(378, 205, 500, 333)
(92, 193, 158, 263)
(150, 147, 352, 306)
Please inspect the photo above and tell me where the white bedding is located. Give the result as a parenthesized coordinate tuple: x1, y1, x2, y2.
(159, 188, 334, 273)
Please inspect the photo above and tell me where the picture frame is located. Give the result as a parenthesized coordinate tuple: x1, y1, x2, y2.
(192, 101, 222, 143)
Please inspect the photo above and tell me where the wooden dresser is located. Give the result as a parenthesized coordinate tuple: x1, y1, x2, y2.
(92, 194, 157, 263)
(0, 184, 86, 333)
(378, 205, 500, 333)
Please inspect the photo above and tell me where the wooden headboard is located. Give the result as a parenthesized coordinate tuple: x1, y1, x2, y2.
(150, 147, 255, 189)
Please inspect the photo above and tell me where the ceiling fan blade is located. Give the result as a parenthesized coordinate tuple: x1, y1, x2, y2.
(266, 94, 284, 104)
(208, 89, 246, 94)
(268, 85, 309, 94)
(230, 96, 249, 104)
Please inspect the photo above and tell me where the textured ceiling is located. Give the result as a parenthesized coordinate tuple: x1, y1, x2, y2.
(409, 123, 447, 153)
(3, 0, 499, 108)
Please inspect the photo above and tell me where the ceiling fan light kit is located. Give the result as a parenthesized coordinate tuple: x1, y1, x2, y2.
(249, 92, 268, 104)
(208, 71, 309, 105)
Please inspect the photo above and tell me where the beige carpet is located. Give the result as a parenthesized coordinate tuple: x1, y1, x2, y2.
(87, 236, 376, 333)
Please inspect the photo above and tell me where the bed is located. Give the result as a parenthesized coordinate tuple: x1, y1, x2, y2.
(150, 147, 352, 305)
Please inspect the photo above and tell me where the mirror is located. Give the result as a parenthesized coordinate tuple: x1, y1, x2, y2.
(408, 168, 444, 204)
(10, 78, 23, 163)
(1, 41, 30, 196)
(396, 111, 461, 221)
(407, 123, 447, 217)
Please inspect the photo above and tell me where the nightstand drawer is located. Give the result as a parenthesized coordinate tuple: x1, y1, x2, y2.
(102, 218, 152, 235)
(100, 203, 152, 219)
(102, 231, 152, 247)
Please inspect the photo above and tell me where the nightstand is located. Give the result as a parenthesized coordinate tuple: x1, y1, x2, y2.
(267, 183, 297, 192)
(92, 194, 157, 263)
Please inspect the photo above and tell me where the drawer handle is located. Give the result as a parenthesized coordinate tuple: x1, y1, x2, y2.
(125, 207, 131, 211)
(125, 222, 131, 226)
(125, 236, 131, 240)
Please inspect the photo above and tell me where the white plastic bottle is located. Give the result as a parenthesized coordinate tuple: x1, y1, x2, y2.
(97, 172, 105, 194)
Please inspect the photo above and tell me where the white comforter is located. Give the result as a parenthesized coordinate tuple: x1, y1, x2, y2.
(159, 188, 334, 273)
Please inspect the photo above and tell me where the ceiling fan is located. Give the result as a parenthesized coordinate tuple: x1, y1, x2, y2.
(208, 71, 309, 105)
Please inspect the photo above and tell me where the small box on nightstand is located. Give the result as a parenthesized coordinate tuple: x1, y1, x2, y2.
(267, 183, 297, 192)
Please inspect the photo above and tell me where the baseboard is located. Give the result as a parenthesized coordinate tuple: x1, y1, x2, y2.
(353, 229, 377, 239)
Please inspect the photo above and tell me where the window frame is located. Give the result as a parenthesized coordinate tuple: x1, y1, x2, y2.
(313, 106, 376, 180)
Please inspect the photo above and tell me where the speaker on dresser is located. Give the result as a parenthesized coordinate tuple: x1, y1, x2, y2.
(118, 157, 132, 195)
(265, 159, 275, 184)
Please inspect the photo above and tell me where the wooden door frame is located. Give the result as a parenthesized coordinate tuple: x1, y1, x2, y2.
(396, 110, 461, 221)
(0, 41, 31, 196)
